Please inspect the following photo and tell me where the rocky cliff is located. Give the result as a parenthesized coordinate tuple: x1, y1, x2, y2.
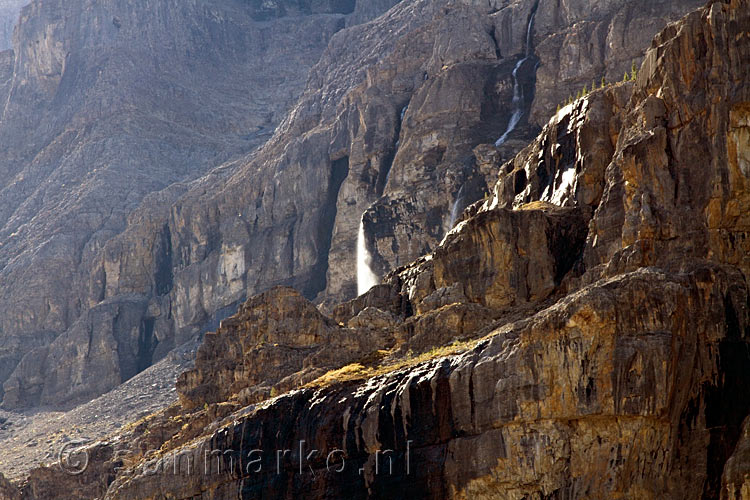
(0, 0, 707, 410)
(109, 0, 750, 496)
(0, 0, 400, 408)
(4, 0, 748, 497)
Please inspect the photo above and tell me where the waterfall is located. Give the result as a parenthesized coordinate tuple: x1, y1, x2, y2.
(449, 184, 465, 228)
(524, 9, 536, 58)
(357, 218, 379, 296)
(394, 105, 408, 150)
(494, 10, 537, 147)
(385, 105, 409, 190)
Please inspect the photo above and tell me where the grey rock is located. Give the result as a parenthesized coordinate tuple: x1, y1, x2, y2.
(0, 0, 25, 51)
(0, 0, 399, 408)
(0, 0, 716, 412)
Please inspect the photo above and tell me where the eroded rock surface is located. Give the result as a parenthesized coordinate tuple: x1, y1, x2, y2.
(176, 286, 395, 409)
(0, 0, 707, 410)
(0, 0, 399, 408)
(107, 267, 750, 500)
(0, 0, 708, 410)
(2, 0, 750, 498)
(88, 0, 750, 498)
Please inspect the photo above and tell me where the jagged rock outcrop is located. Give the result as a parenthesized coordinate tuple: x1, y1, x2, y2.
(491, 83, 632, 215)
(0, 0, 707, 410)
(105, 266, 749, 500)
(60, 0, 749, 498)
(1, 0, 747, 494)
(176, 286, 396, 409)
(394, 205, 588, 314)
(356, 0, 707, 288)
(584, 0, 750, 282)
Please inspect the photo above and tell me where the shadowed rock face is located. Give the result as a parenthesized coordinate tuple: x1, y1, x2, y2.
(34, 0, 742, 498)
(1, 0, 702, 411)
(0, 0, 713, 417)
(104, 269, 749, 500)
(356, 0, 706, 288)
(0, 0, 400, 408)
(0, 0, 705, 410)
(4, 0, 748, 497)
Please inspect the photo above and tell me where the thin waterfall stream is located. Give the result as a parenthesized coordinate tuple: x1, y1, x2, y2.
(449, 184, 465, 228)
(356, 217, 379, 295)
(495, 6, 538, 147)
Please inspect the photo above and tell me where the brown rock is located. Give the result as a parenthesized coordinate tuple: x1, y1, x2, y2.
(0, 0, 400, 408)
(103, 2, 750, 499)
(0, 0, 706, 410)
(346, 307, 399, 329)
(7, 1, 750, 500)
(105, 266, 750, 500)
(395, 205, 588, 313)
(176, 287, 395, 409)
(0, 472, 19, 500)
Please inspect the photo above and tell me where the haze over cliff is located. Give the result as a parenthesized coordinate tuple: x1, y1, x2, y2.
(0, 0, 25, 50)
(0, 0, 705, 412)
(0, 0, 747, 498)
(0, 0, 402, 408)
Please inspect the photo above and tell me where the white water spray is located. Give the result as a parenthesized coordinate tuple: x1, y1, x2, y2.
(449, 184, 465, 228)
(386, 105, 409, 187)
(394, 106, 408, 149)
(357, 218, 379, 296)
(495, 10, 537, 147)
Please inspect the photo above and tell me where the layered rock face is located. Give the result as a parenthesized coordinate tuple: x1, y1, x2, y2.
(3, 0, 748, 496)
(107, 269, 748, 500)
(175, 286, 396, 408)
(529, 0, 709, 124)
(0, 0, 706, 409)
(83, 0, 749, 498)
(1, 0, 703, 410)
(0, 0, 399, 408)
(357, 0, 706, 290)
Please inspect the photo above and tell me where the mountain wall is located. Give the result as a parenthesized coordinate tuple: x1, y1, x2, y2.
(5, 0, 746, 497)
(0, 0, 399, 408)
(0, 0, 706, 410)
(116, 0, 749, 494)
